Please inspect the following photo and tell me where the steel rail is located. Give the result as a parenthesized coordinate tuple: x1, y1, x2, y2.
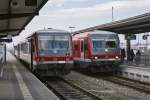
(46, 78, 102, 100)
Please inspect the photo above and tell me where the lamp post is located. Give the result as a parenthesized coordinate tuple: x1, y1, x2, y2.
(142, 33, 150, 65)
(69, 26, 75, 33)
(112, 6, 114, 21)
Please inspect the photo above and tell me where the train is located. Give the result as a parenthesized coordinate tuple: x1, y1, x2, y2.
(72, 30, 121, 72)
(14, 28, 73, 76)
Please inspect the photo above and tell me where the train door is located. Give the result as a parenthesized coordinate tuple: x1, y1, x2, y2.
(80, 39, 86, 59)
(29, 38, 34, 72)
(80, 39, 84, 59)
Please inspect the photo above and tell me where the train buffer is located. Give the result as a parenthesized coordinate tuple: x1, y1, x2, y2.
(0, 52, 60, 100)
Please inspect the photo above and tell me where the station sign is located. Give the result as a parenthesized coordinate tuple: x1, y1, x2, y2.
(125, 34, 136, 40)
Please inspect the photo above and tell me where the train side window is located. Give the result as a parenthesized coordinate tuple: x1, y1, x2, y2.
(21, 42, 30, 53)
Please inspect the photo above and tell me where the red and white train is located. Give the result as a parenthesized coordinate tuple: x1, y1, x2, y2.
(73, 31, 121, 72)
(14, 28, 73, 76)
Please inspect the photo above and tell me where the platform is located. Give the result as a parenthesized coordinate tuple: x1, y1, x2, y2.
(0, 52, 60, 100)
(114, 63, 150, 84)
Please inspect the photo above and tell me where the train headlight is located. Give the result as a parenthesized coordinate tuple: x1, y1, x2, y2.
(105, 49, 108, 52)
(115, 56, 119, 59)
(95, 56, 98, 59)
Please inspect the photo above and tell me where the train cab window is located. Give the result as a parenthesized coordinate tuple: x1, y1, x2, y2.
(105, 41, 117, 48)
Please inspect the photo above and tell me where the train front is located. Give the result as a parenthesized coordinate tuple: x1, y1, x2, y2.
(35, 30, 73, 76)
(90, 31, 121, 72)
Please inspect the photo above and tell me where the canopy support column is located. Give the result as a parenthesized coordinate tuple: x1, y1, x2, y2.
(126, 34, 131, 62)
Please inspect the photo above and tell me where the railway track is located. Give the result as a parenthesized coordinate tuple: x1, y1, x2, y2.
(64, 71, 150, 100)
(45, 78, 102, 100)
(76, 69, 150, 94)
(100, 75, 150, 94)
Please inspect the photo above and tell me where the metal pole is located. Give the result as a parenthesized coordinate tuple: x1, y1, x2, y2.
(146, 33, 148, 65)
(70, 28, 72, 33)
(69, 26, 75, 33)
(112, 6, 114, 21)
(146, 33, 149, 65)
(4, 43, 6, 63)
(126, 34, 131, 62)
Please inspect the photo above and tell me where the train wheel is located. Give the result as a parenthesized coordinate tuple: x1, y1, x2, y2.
(90, 66, 98, 73)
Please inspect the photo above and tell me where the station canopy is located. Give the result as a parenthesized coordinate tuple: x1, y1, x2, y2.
(75, 12, 150, 34)
(0, 0, 48, 38)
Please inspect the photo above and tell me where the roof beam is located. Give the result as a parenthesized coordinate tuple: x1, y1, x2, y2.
(0, 13, 38, 20)
(0, 28, 22, 33)
(0, 33, 19, 38)
(17, 0, 48, 35)
(74, 12, 150, 34)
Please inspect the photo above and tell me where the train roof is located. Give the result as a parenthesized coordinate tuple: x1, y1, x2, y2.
(36, 28, 70, 34)
(88, 30, 117, 35)
(73, 30, 117, 39)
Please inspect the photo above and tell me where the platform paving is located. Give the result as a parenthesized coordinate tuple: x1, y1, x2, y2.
(0, 52, 60, 100)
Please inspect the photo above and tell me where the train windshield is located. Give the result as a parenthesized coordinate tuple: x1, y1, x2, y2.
(91, 34, 119, 54)
(38, 34, 70, 55)
(92, 39, 104, 49)
(105, 40, 117, 48)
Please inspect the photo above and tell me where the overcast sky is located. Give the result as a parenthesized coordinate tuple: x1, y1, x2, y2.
(12, 0, 150, 45)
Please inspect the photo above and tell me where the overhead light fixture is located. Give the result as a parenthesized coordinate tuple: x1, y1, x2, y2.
(11, 0, 19, 8)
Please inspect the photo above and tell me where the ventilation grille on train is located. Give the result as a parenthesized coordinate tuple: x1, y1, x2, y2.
(25, 0, 37, 6)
